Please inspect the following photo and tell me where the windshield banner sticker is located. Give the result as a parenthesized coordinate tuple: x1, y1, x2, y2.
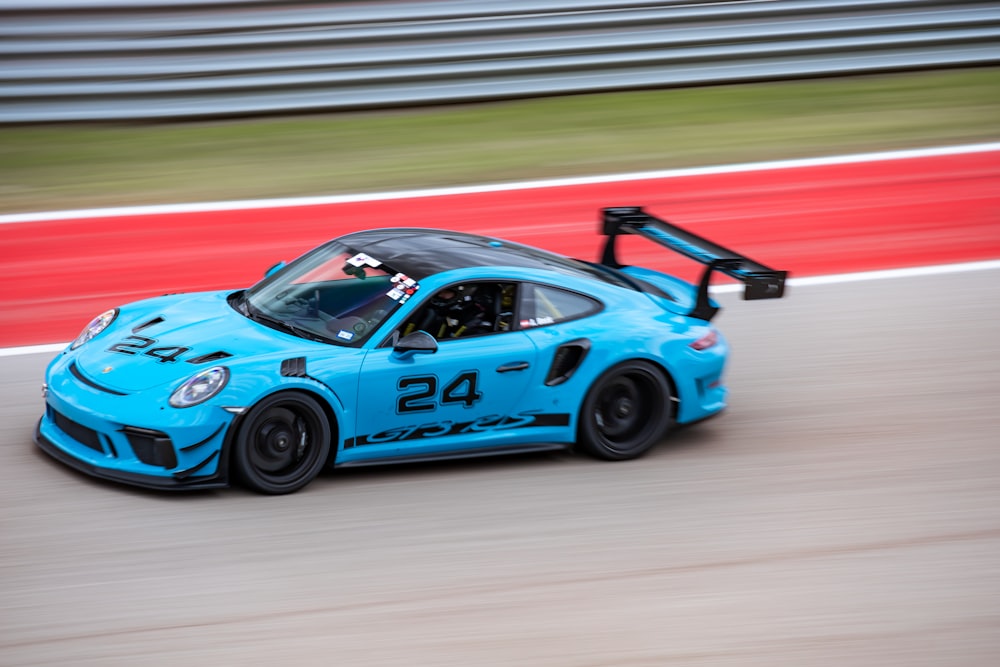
(347, 252, 382, 268)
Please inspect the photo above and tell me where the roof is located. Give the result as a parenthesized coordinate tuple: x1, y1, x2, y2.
(338, 228, 614, 284)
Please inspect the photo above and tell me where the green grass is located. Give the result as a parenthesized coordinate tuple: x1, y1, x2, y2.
(1, 67, 998, 214)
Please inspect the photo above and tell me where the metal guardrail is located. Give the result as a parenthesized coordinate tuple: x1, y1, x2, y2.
(1, 0, 998, 123)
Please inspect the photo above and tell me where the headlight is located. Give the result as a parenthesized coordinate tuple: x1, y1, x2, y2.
(70, 308, 119, 350)
(169, 367, 230, 408)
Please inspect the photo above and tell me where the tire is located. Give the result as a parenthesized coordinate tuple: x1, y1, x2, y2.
(577, 360, 673, 461)
(232, 392, 332, 494)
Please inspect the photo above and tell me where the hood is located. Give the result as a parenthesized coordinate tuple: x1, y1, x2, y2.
(73, 290, 324, 392)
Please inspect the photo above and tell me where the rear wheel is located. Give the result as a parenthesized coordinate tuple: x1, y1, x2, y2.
(578, 360, 672, 460)
(233, 392, 331, 494)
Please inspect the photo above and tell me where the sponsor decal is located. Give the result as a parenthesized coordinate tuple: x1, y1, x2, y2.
(519, 316, 555, 328)
(387, 272, 420, 303)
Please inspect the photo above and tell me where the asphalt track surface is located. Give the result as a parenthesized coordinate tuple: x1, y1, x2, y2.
(2, 148, 1000, 665)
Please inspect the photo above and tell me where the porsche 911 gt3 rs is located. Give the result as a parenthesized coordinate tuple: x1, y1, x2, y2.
(36, 207, 786, 494)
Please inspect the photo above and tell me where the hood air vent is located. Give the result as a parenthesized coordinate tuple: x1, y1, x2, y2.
(132, 316, 164, 333)
(186, 351, 234, 364)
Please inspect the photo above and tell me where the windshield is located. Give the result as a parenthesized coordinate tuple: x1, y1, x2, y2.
(241, 242, 418, 345)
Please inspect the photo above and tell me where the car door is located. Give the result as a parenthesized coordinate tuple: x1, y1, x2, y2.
(342, 282, 541, 463)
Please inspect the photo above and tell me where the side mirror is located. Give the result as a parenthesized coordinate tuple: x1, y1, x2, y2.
(393, 330, 438, 356)
(264, 261, 286, 278)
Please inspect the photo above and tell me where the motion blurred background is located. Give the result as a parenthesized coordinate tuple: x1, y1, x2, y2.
(2, 2, 999, 666)
(1, 0, 998, 213)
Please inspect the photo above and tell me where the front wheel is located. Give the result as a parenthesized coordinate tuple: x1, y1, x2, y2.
(232, 392, 332, 494)
(577, 360, 673, 461)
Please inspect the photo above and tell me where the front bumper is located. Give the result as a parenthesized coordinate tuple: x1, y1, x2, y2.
(35, 357, 238, 490)
(35, 419, 228, 490)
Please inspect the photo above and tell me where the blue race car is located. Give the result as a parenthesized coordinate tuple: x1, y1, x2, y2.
(36, 207, 786, 494)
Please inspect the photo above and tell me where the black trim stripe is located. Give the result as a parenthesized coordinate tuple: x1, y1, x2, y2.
(336, 442, 568, 468)
(69, 362, 127, 396)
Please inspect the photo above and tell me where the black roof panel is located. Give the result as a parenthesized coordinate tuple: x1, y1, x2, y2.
(338, 228, 613, 284)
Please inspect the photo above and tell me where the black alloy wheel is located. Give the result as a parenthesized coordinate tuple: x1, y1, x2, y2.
(233, 392, 331, 494)
(578, 360, 673, 460)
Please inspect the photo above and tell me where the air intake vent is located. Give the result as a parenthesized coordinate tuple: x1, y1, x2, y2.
(52, 408, 104, 452)
(545, 339, 591, 386)
(132, 316, 164, 333)
(281, 357, 307, 378)
(123, 426, 176, 469)
(186, 351, 233, 364)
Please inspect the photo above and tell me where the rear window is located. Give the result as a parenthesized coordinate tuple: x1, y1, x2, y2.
(518, 284, 601, 329)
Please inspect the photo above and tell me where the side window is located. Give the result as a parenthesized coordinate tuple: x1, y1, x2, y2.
(399, 282, 517, 341)
(519, 284, 600, 329)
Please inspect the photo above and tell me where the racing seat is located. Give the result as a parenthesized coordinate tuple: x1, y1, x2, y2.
(401, 283, 514, 340)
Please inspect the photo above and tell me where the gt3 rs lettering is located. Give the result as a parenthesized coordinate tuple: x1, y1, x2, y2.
(396, 371, 483, 413)
(344, 411, 571, 448)
(107, 335, 191, 363)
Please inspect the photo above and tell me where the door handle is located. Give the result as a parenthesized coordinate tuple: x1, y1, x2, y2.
(496, 361, 530, 373)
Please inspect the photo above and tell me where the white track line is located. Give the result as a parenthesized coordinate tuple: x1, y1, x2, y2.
(1, 142, 998, 224)
(4, 259, 998, 358)
(0, 343, 66, 358)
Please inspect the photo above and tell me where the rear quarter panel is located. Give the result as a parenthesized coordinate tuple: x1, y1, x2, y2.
(521, 277, 728, 428)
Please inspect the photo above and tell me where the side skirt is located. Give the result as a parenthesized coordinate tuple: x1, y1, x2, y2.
(334, 442, 570, 468)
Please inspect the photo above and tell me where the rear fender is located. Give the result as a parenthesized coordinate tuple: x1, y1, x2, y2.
(618, 265, 714, 316)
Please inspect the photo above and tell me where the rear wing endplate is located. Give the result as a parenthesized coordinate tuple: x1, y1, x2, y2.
(601, 206, 787, 321)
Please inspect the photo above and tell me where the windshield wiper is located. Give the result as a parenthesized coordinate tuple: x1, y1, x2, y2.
(245, 302, 333, 344)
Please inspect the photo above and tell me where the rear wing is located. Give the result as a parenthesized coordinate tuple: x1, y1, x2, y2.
(600, 206, 787, 321)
